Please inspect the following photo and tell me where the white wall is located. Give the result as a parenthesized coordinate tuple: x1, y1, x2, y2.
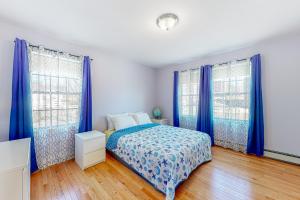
(0, 19, 156, 141)
(156, 32, 300, 156)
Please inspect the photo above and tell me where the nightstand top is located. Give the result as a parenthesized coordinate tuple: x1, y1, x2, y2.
(151, 118, 169, 125)
(151, 118, 168, 121)
(75, 130, 105, 140)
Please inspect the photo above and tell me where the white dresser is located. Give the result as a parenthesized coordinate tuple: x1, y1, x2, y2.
(75, 130, 106, 170)
(0, 138, 31, 200)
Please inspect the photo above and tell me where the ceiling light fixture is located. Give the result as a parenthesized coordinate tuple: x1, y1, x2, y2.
(156, 13, 179, 31)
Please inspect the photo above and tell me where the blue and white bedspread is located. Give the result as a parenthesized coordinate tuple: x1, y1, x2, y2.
(106, 124, 212, 200)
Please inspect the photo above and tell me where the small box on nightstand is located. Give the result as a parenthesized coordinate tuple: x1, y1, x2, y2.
(75, 130, 106, 170)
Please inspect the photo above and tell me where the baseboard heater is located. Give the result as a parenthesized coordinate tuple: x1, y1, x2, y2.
(264, 149, 300, 165)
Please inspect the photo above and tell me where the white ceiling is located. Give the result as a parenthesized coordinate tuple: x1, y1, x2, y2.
(1, 0, 300, 67)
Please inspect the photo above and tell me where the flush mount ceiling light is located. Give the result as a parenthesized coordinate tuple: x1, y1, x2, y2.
(156, 13, 179, 31)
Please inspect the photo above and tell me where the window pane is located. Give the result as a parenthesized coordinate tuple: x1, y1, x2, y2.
(192, 106, 198, 116)
(181, 96, 189, 106)
(45, 76, 51, 92)
(45, 110, 51, 127)
(59, 59, 81, 79)
(68, 95, 80, 109)
(58, 110, 67, 125)
(33, 111, 39, 128)
(32, 93, 39, 110)
(52, 110, 58, 126)
(181, 84, 189, 95)
(68, 109, 79, 124)
(51, 77, 59, 92)
(58, 78, 67, 93)
(51, 94, 59, 109)
(31, 74, 39, 92)
(39, 111, 46, 127)
(45, 94, 51, 110)
(38, 75, 46, 92)
(182, 106, 189, 116)
(191, 96, 198, 106)
(59, 95, 67, 109)
(68, 79, 81, 93)
(224, 79, 229, 93)
(37, 93, 51, 110)
(191, 83, 198, 95)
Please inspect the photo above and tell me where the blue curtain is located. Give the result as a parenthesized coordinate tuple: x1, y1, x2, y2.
(173, 71, 179, 127)
(197, 65, 214, 145)
(247, 54, 264, 156)
(9, 38, 38, 173)
(79, 56, 93, 133)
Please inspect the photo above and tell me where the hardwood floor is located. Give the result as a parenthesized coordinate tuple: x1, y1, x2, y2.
(31, 147, 300, 200)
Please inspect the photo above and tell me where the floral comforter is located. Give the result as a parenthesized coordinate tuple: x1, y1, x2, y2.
(106, 124, 212, 200)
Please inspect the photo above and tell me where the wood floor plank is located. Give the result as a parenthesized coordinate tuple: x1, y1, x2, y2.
(67, 160, 99, 199)
(31, 147, 300, 200)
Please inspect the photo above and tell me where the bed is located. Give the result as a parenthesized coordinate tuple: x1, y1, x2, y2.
(106, 123, 212, 200)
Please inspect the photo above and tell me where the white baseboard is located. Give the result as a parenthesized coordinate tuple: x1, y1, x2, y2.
(264, 150, 300, 165)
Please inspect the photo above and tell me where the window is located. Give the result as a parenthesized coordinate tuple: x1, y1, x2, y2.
(29, 47, 83, 129)
(212, 61, 250, 121)
(29, 46, 84, 169)
(178, 69, 200, 129)
(212, 60, 251, 152)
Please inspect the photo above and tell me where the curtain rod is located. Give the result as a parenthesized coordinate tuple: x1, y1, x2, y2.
(28, 44, 93, 61)
(217, 58, 248, 66)
(14, 40, 93, 61)
(180, 57, 249, 72)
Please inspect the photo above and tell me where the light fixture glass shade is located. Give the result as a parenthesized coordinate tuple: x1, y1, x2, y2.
(156, 13, 179, 31)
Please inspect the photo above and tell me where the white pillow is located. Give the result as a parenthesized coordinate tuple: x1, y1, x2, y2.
(130, 112, 152, 125)
(111, 115, 137, 131)
(106, 113, 128, 130)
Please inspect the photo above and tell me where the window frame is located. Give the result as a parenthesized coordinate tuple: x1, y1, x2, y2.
(178, 69, 200, 118)
(212, 60, 251, 121)
(29, 48, 83, 129)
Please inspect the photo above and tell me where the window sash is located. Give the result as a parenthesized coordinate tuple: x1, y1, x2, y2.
(179, 69, 200, 118)
(212, 61, 251, 121)
(29, 47, 83, 129)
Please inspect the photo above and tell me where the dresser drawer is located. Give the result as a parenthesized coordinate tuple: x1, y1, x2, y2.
(83, 136, 105, 154)
(83, 149, 106, 168)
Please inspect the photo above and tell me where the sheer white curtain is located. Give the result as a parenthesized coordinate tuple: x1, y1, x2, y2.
(29, 46, 83, 169)
(212, 60, 250, 152)
(179, 69, 200, 130)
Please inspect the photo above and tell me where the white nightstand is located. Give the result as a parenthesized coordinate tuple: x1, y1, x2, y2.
(75, 130, 106, 170)
(151, 118, 169, 125)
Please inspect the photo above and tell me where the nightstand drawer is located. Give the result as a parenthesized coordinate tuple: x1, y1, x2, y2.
(83, 149, 106, 168)
(83, 136, 105, 154)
